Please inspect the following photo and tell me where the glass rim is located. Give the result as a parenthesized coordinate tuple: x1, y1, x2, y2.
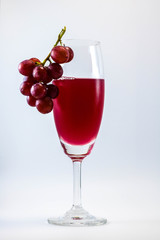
(63, 39, 101, 46)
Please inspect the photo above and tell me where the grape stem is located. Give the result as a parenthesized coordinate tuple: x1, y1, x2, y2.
(42, 26, 66, 66)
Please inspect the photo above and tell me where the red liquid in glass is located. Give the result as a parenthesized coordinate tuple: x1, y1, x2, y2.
(53, 78, 104, 145)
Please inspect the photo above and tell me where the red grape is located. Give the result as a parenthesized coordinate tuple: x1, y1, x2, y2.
(36, 97, 53, 114)
(30, 83, 47, 99)
(18, 59, 35, 76)
(26, 95, 36, 107)
(65, 46, 74, 62)
(20, 81, 33, 96)
(42, 67, 52, 84)
(51, 46, 69, 64)
(30, 57, 41, 64)
(47, 84, 59, 99)
(23, 76, 37, 84)
(33, 65, 48, 82)
(47, 63, 63, 79)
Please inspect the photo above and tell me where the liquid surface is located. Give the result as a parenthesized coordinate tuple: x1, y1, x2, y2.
(53, 77, 104, 145)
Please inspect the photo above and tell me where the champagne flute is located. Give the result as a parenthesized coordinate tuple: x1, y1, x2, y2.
(48, 39, 107, 226)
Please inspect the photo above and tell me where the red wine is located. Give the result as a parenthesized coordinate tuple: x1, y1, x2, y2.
(53, 77, 104, 145)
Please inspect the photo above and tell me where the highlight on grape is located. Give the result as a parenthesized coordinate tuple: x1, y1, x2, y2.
(18, 26, 74, 114)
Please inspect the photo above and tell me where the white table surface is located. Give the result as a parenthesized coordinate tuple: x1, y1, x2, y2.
(1, 218, 160, 240)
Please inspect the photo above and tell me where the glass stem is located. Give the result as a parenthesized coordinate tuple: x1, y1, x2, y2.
(72, 161, 82, 207)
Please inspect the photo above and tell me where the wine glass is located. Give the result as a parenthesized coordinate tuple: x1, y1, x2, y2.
(48, 39, 107, 226)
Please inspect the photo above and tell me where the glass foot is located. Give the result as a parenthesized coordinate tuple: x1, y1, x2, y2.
(48, 205, 107, 226)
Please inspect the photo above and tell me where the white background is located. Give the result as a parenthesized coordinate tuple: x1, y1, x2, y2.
(1, 0, 160, 239)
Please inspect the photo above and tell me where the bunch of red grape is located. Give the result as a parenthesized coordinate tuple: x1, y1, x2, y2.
(18, 45, 74, 114)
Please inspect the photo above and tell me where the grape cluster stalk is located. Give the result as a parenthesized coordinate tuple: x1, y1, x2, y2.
(18, 26, 74, 114)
